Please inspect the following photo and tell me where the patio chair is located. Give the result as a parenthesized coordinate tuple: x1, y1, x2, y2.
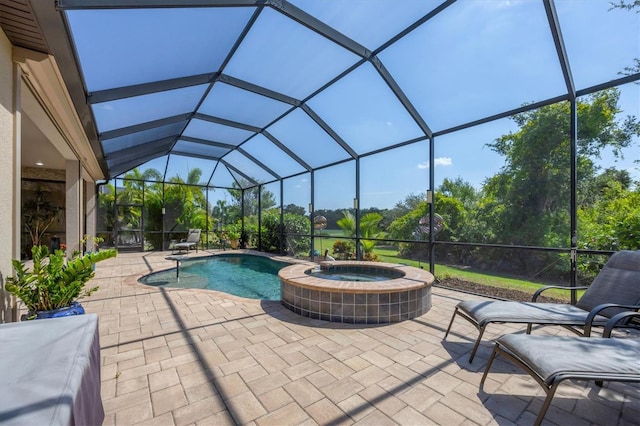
(444, 250, 640, 362)
(480, 311, 640, 426)
(173, 229, 201, 254)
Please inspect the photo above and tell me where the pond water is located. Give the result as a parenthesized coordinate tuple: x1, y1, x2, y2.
(139, 254, 289, 300)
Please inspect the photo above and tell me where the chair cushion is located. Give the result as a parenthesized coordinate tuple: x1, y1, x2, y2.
(184, 229, 201, 243)
(497, 334, 640, 386)
(576, 250, 640, 317)
(174, 242, 195, 248)
(457, 300, 609, 327)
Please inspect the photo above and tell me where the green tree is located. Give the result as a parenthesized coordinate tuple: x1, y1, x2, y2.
(97, 182, 116, 246)
(387, 193, 472, 260)
(579, 175, 640, 251)
(119, 168, 165, 249)
(228, 180, 277, 220)
(284, 204, 305, 216)
(438, 177, 479, 211)
(260, 210, 281, 252)
(578, 167, 633, 208)
(164, 168, 211, 232)
(609, 1, 639, 76)
(116, 173, 145, 235)
(388, 195, 465, 242)
(259, 208, 311, 254)
(386, 193, 425, 224)
(212, 199, 228, 228)
(610, 0, 640, 10)
(483, 89, 639, 247)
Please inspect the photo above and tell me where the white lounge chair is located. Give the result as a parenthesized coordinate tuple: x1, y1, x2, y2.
(173, 229, 201, 254)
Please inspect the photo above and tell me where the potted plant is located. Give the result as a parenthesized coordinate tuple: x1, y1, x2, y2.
(224, 224, 241, 250)
(5, 245, 117, 320)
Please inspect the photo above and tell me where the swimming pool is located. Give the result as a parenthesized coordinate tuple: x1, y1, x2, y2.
(139, 254, 289, 300)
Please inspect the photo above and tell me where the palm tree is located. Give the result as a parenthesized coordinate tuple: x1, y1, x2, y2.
(336, 211, 357, 237)
(213, 199, 227, 228)
(336, 211, 386, 255)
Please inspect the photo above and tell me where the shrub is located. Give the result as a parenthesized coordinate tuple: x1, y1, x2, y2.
(332, 240, 355, 260)
(260, 210, 311, 255)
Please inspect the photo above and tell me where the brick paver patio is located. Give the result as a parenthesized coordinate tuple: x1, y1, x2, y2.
(83, 251, 639, 425)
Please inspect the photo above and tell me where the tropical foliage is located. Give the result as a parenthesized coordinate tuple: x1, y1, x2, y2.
(5, 245, 117, 314)
(336, 211, 386, 255)
(258, 209, 311, 255)
(331, 240, 356, 260)
(223, 223, 241, 241)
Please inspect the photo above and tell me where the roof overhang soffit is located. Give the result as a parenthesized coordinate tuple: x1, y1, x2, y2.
(13, 46, 105, 180)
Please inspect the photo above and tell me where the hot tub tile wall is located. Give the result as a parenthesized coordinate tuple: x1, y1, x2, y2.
(279, 261, 434, 324)
(281, 281, 432, 324)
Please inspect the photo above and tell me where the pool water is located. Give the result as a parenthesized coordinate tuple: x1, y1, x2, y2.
(139, 254, 288, 300)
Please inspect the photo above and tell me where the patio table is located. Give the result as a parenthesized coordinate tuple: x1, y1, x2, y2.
(0, 314, 104, 425)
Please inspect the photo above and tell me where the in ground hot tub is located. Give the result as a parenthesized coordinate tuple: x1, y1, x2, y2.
(279, 261, 434, 324)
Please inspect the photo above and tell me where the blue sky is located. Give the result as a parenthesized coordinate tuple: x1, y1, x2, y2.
(68, 0, 639, 211)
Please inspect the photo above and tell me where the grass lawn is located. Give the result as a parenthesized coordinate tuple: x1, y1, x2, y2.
(374, 246, 582, 299)
(313, 237, 582, 300)
(313, 231, 342, 255)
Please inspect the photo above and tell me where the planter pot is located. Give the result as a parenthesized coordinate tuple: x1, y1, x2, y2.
(23, 302, 85, 320)
(229, 239, 239, 249)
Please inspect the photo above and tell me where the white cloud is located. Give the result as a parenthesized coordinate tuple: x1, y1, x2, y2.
(435, 157, 453, 167)
(417, 157, 453, 169)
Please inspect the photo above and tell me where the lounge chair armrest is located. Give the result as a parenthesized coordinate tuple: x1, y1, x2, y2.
(585, 303, 640, 336)
(531, 285, 589, 302)
(603, 311, 640, 338)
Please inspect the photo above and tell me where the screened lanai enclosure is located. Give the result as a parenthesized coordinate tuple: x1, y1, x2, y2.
(36, 1, 640, 293)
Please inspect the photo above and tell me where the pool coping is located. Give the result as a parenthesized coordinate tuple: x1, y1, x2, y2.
(279, 260, 434, 293)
